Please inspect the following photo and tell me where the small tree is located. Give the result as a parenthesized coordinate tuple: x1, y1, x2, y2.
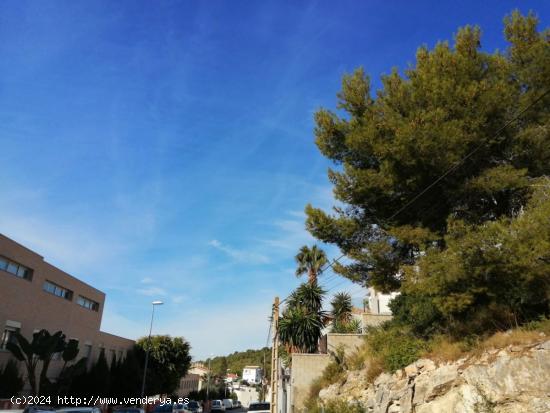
(135, 335, 192, 395)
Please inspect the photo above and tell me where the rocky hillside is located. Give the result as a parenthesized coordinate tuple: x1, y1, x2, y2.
(318, 339, 550, 413)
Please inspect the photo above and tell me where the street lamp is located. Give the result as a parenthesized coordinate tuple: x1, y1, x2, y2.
(206, 353, 213, 401)
(141, 300, 163, 397)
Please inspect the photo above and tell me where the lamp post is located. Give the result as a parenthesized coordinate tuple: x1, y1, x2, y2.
(141, 300, 163, 397)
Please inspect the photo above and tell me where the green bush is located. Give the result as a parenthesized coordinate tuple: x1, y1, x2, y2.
(521, 316, 550, 333)
(366, 326, 428, 372)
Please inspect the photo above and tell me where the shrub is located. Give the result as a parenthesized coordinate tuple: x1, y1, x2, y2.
(0, 359, 24, 397)
(422, 335, 467, 363)
(366, 326, 428, 372)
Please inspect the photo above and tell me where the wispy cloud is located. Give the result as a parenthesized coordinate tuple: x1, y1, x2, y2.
(208, 239, 270, 264)
(136, 286, 168, 297)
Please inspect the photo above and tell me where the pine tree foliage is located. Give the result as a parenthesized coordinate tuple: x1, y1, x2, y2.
(306, 11, 550, 297)
(306, 11, 549, 336)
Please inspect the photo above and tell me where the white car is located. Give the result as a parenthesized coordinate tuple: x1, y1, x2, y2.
(248, 402, 270, 413)
(210, 400, 225, 412)
(221, 399, 233, 410)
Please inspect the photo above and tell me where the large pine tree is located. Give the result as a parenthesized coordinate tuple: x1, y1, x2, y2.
(305, 11, 549, 335)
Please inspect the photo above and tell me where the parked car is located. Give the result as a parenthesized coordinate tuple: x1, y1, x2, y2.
(182, 401, 202, 413)
(56, 408, 101, 413)
(248, 402, 270, 413)
(210, 400, 225, 412)
(152, 404, 174, 413)
(173, 404, 187, 413)
(113, 407, 145, 413)
(23, 406, 54, 413)
(232, 400, 241, 409)
(221, 399, 233, 410)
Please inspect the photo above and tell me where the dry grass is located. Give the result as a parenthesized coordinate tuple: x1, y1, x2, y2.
(421, 335, 467, 363)
(365, 357, 384, 383)
(478, 329, 545, 351)
(347, 345, 370, 371)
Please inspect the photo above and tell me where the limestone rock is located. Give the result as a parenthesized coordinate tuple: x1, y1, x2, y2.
(318, 339, 550, 413)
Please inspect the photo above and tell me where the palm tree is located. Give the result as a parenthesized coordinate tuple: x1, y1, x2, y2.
(331, 292, 353, 323)
(279, 306, 324, 353)
(286, 283, 325, 314)
(330, 292, 353, 333)
(279, 282, 327, 354)
(295, 245, 328, 285)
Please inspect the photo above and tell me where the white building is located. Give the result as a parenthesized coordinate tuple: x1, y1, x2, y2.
(367, 286, 399, 315)
(242, 365, 263, 385)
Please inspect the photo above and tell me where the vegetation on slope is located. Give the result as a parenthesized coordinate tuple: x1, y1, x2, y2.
(203, 347, 271, 378)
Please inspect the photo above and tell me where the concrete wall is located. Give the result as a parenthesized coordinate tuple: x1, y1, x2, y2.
(362, 313, 393, 329)
(326, 333, 366, 357)
(290, 354, 330, 412)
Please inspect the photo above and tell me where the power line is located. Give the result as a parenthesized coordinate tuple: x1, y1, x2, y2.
(315, 87, 550, 281)
(386, 88, 550, 222)
(268, 87, 549, 340)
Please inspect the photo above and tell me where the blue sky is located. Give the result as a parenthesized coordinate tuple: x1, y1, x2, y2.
(0, 0, 548, 359)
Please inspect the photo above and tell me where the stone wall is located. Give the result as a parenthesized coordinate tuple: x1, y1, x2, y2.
(326, 333, 366, 357)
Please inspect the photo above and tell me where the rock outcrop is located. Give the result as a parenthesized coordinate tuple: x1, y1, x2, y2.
(318, 339, 550, 413)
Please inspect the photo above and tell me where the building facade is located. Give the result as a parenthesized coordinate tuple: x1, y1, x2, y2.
(242, 366, 263, 385)
(175, 363, 209, 397)
(0, 233, 134, 380)
(367, 286, 399, 315)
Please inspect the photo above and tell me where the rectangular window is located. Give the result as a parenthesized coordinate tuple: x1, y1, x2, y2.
(43, 280, 73, 300)
(0, 256, 33, 281)
(1, 326, 20, 350)
(77, 296, 99, 311)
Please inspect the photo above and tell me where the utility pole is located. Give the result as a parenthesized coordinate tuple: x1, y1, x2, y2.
(270, 296, 279, 413)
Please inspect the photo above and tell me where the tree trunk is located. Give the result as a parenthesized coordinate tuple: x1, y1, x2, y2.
(308, 269, 317, 285)
(26, 359, 38, 395)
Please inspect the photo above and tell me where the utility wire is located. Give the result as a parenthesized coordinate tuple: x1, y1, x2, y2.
(316, 87, 550, 278)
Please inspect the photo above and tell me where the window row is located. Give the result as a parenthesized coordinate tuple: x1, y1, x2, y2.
(77, 296, 100, 312)
(42, 281, 99, 312)
(1, 254, 99, 312)
(0, 255, 33, 280)
(43, 280, 73, 300)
